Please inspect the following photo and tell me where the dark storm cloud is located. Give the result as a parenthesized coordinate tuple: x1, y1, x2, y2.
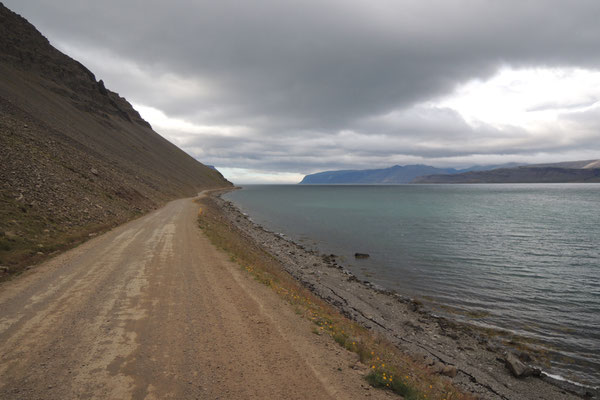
(5, 0, 600, 176)
(173, 107, 595, 172)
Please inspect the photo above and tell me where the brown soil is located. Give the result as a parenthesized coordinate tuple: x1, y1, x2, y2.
(0, 196, 393, 399)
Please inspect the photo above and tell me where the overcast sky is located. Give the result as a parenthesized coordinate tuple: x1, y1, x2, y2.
(6, 0, 600, 183)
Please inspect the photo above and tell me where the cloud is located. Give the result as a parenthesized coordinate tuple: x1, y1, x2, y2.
(4, 0, 600, 182)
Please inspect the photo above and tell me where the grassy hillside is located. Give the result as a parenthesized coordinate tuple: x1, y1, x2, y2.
(0, 3, 231, 274)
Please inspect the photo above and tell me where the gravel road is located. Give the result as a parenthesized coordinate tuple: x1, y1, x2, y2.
(0, 197, 390, 399)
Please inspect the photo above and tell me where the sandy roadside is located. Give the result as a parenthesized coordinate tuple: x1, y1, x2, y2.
(0, 196, 394, 399)
(208, 191, 594, 400)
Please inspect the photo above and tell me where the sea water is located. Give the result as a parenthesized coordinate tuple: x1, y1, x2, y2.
(224, 184, 600, 387)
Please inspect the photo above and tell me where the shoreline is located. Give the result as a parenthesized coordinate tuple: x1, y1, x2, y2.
(209, 188, 596, 399)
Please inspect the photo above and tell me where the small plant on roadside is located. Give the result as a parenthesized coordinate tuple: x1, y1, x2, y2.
(366, 368, 422, 399)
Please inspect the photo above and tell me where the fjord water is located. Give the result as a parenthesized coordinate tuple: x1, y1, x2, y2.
(224, 184, 600, 387)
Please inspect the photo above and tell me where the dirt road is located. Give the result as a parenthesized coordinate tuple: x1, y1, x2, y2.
(0, 197, 391, 399)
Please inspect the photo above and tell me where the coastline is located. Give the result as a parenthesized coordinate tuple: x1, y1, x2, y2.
(206, 188, 596, 400)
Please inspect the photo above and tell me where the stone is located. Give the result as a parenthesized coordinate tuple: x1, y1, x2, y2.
(441, 365, 458, 378)
(504, 353, 541, 378)
(518, 351, 533, 362)
(354, 252, 370, 259)
(97, 80, 108, 96)
(430, 361, 443, 374)
(352, 361, 368, 371)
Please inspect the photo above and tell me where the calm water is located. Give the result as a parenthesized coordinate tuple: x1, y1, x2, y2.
(224, 184, 600, 387)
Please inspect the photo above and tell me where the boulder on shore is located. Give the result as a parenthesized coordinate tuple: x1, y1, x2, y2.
(504, 353, 541, 378)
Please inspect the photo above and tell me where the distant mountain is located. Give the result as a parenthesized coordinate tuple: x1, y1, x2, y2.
(457, 162, 523, 173)
(299, 163, 522, 184)
(412, 160, 600, 183)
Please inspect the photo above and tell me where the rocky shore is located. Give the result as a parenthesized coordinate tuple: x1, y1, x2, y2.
(209, 190, 596, 400)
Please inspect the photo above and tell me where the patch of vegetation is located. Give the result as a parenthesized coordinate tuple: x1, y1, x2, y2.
(366, 369, 421, 399)
(0, 194, 127, 280)
(196, 194, 475, 400)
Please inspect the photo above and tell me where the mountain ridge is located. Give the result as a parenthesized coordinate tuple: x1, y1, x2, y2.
(299, 163, 522, 184)
(412, 161, 600, 183)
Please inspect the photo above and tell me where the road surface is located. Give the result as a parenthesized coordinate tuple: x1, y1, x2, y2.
(0, 197, 390, 399)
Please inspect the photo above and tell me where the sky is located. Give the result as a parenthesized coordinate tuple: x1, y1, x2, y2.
(5, 0, 600, 183)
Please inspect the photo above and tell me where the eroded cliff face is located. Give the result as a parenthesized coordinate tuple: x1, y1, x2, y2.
(0, 3, 231, 272)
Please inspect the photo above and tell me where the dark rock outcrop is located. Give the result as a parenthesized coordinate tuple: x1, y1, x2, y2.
(504, 353, 542, 378)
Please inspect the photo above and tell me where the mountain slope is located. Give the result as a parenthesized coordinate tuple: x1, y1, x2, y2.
(0, 3, 231, 273)
(412, 161, 600, 183)
(299, 163, 522, 184)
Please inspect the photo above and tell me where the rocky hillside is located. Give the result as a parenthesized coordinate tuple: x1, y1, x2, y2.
(412, 161, 600, 183)
(0, 3, 231, 275)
